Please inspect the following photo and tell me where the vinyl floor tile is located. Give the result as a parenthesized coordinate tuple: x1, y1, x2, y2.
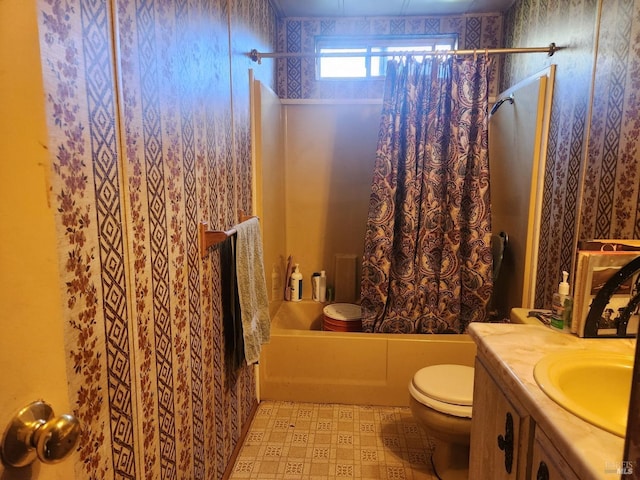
(230, 401, 438, 479)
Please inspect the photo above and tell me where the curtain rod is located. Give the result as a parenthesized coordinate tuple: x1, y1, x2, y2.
(249, 43, 562, 63)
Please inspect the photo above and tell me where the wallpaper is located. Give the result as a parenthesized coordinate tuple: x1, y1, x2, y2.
(582, 0, 640, 240)
(276, 14, 503, 99)
(504, 0, 640, 308)
(36, 0, 276, 478)
(506, 4, 640, 468)
(502, 0, 598, 308)
(586, 0, 640, 472)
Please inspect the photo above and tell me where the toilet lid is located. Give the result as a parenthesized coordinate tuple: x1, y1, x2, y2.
(412, 365, 475, 406)
(409, 383, 473, 418)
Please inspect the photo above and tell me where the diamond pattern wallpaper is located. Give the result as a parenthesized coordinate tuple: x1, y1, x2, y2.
(503, 0, 597, 309)
(36, 0, 276, 478)
(504, 14, 640, 461)
(583, 0, 640, 241)
(31, 0, 640, 476)
(503, 0, 640, 308)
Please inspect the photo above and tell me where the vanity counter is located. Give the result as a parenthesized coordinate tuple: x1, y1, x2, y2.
(468, 323, 635, 479)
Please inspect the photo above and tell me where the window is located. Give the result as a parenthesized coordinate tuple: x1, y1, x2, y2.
(316, 35, 457, 79)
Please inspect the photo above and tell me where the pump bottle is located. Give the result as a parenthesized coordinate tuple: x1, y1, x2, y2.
(551, 271, 573, 331)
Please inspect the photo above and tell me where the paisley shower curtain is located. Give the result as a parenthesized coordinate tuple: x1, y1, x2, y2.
(361, 55, 493, 334)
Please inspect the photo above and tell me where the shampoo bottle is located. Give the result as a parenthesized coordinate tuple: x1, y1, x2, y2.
(291, 264, 303, 302)
(271, 264, 281, 302)
(319, 271, 327, 302)
(550, 271, 573, 331)
(312, 272, 320, 301)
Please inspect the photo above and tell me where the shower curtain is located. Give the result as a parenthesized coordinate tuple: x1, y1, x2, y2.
(361, 55, 493, 334)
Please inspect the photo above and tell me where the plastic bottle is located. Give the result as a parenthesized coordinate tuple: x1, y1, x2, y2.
(312, 272, 320, 301)
(291, 264, 303, 302)
(550, 271, 573, 331)
(271, 264, 281, 302)
(319, 270, 327, 302)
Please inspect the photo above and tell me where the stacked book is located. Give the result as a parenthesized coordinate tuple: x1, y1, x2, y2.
(572, 240, 640, 337)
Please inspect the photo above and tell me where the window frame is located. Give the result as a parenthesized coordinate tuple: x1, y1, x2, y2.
(315, 34, 459, 80)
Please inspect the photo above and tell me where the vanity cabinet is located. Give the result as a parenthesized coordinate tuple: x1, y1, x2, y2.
(468, 323, 631, 479)
(470, 357, 581, 480)
(469, 358, 533, 479)
(530, 428, 579, 480)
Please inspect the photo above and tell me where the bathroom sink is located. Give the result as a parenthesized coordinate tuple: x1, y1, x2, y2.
(533, 350, 634, 437)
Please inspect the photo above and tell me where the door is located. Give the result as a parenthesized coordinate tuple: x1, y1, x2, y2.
(489, 66, 555, 316)
(0, 1, 75, 478)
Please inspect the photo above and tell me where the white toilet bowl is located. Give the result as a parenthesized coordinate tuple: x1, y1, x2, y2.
(409, 364, 475, 480)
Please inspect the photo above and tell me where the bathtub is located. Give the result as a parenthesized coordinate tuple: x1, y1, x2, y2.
(258, 300, 477, 407)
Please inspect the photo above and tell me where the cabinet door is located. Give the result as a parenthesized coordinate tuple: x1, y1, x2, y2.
(469, 358, 533, 479)
(530, 428, 579, 480)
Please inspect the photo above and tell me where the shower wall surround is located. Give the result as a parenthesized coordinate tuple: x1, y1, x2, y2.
(36, 0, 275, 478)
(276, 14, 503, 99)
(277, 2, 640, 312)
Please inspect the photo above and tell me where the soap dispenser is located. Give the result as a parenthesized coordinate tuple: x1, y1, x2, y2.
(551, 271, 573, 331)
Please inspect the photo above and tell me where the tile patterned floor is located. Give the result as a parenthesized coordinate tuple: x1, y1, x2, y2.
(230, 401, 438, 479)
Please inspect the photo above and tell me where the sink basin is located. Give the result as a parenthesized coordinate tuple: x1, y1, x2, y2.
(534, 350, 634, 437)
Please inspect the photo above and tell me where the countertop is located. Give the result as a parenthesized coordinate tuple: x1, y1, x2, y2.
(468, 323, 636, 479)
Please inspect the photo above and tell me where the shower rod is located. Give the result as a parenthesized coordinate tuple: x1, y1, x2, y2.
(248, 42, 563, 63)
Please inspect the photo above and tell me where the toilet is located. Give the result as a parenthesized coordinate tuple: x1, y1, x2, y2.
(409, 364, 475, 480)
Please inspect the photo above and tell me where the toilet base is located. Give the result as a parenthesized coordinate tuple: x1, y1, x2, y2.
(409, 396, 470, 480)
(431, 437, 469, 480)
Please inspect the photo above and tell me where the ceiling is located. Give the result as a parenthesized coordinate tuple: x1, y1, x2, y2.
(270, 0, 517, 17)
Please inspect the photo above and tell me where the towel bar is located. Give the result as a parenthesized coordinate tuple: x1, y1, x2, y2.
(199, 210, 255, 258)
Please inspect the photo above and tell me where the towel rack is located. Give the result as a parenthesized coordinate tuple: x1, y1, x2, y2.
(199, 210, 255, 258)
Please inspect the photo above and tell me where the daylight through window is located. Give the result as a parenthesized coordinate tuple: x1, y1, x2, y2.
(316, 35, 457, 79)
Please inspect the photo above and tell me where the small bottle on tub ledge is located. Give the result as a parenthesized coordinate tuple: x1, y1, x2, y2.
(319, 270, 326, 302)
(311, 270, 328, 302)
(290, 264, 303, 302)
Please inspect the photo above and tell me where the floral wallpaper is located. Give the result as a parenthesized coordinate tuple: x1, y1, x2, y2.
(36, 0, 276, 478)
(582, 0, 640, 241)
(34, 0, 640, 474)
(503, 0, 640, 307)
(585, 0, 640, 470)
(503, 0, 595, 309)
(276, 14, 503, 99)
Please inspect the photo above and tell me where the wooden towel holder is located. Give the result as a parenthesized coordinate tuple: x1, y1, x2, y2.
(199, 210, 256, 258)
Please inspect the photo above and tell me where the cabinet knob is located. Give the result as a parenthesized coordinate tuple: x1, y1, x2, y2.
(497, 411, 514, 474)
(537, 461, 550, 480)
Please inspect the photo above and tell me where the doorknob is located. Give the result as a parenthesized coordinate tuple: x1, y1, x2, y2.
(1, 400, 81, 467)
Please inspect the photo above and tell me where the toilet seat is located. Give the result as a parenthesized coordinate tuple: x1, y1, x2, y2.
(409, 365, 475, 418)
